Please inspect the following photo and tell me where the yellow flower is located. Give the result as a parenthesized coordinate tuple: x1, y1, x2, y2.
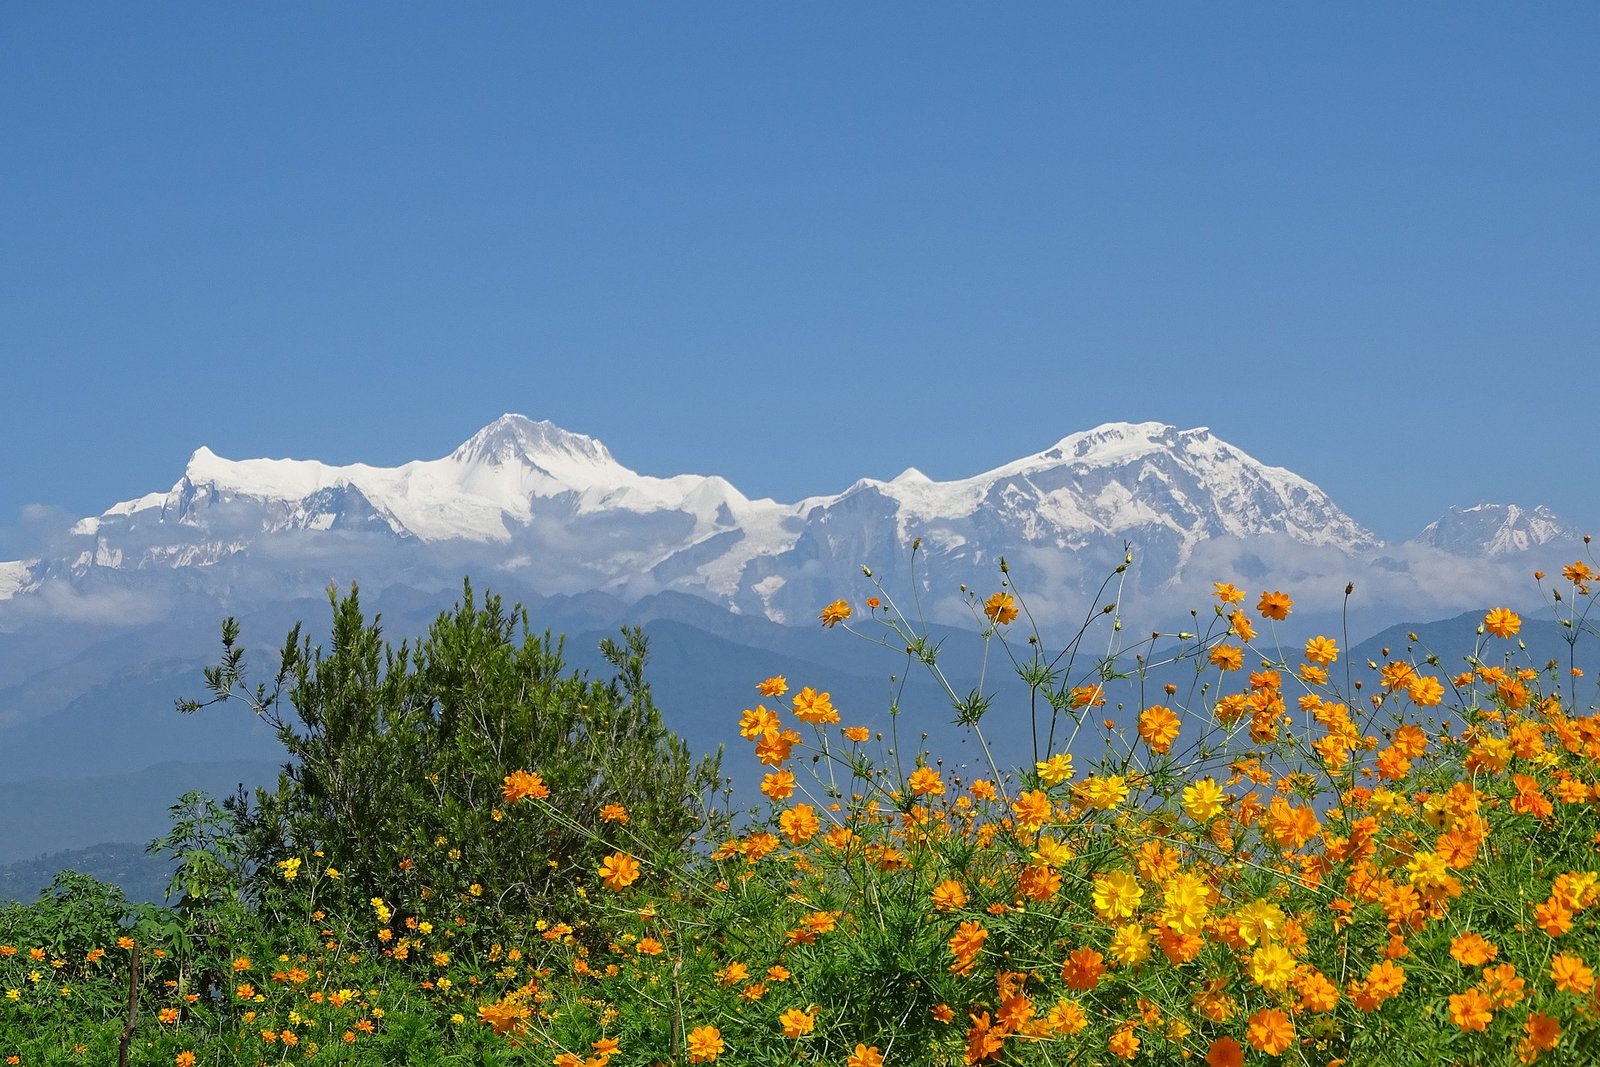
(757, 675, 788, 696)
(276, 858, 301, 881)
(1182, 777, 1225, 822)
(1073, 775, 1128, 811)
(1035, 752, 1075, 786)
(1092, 870, 1143, 922)
(819, 600, 852, 628)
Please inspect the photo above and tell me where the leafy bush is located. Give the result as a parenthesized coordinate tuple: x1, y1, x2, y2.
(181, 582, 723, 940)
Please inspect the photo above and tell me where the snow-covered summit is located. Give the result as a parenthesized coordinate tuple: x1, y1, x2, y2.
(448, 414, 625, 484)
(8, 415, 1544, 621)
(1413, 504, 1581, 556)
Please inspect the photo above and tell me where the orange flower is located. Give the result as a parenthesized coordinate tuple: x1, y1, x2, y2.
(599, 803, 628, 824)
(932, 879, 968, 911)
(757, 675, 788, 697)
(1061, 947, 1105, 991)
(948, 920, 988, 975)
(1108, 1024, 1140, 1060)
(908, 766, 945, 796)
(1206, 1037, 1244, 1067)
(1214, 582, 1246, 605)
(158, 1007, 179, 1024)
(1523, 1012, 1562, 1053)
(778, 1006, 816, 1038)
(1303, 635, 1338, 666)
(597, 852, 641, 891)
(685, 1024, 723, 1062)
(1246, 1007, 1294, 1054)
(1256, 590, 1292, 621)
(760, 769, 796, 800)
(1448, 987, 1494, 1031)
(501, 770, 550, 804)
(1483, 607, 1521, 639)
(842, 725, 870, 743)
(1449, 933, 1498, 966)
(778, 804, 821, 843)
(847, 1045, 885, 1067)
(1550, 953, 1595, 994)
(1209, 644, 1244, 672)
(1138, 705, 1181, 754)
(819, 600, 852, 628)
(791, 687, 839, 724)
(965, 1012, 1005, 1065)
(175, 1054, 196, 1067)
(984, 592, 1019, 625)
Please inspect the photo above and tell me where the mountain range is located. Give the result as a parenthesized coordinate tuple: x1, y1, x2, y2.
(2, 415, 1585, 627)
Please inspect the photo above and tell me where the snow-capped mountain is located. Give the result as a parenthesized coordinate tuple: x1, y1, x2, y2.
(1412, 504, 1582, 557)
(0, 415, 1573, 624)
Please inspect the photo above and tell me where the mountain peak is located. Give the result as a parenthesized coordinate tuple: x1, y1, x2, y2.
(1414, 503, 1580, 556)
(449, 414, 621, 474)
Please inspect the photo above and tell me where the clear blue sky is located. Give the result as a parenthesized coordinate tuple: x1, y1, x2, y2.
(3, 4, 1596, 553)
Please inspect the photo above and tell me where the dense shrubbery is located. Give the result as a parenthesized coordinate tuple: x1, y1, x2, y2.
(3, 552, 1600, 1066)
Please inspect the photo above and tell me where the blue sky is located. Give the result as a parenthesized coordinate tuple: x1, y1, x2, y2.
(3, 5, 1596, 553)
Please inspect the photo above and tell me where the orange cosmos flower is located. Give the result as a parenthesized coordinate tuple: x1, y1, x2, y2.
(599, 803, 628, 824)
(791, 687, 839, 724)
(932, 879, 968, 911)
(1209, 644, 1244, 672)
(1108, 1025, 1140, 1060)
(819, 600, 851, 628)
(778, 1007, 816, 1038)
(847, 1045, 885, 1067)
(984, 592, 1019, 625)
(1138, 705, 1181, 754)
(1303, 635, 1338, 666)
(1448, 987, 1494, 1031)
(1061, 947, 1105, 991)
(597, 852, 641, 891)
(1214, 582, 1245, 604)
(685, 1024, 723, 1062)
(1012, 789, 1052, 829)
(1483, 607, 1521, 638)
(1450, 933, 1497, 966)
(760, 769, 796, 799)
(1228, 609, 1255, 642)
(756, 675, 788, 696)
(175, 1054, 196, 1067)
(1246, 1007, 1295, 1054)
(1256, 590, 1292, 620)
(778, 804, 821, 843)
(501, 770, 549, 804)
(1550, 953, 1595, 994)
(948, 920, 988, 975)
(1206, 1037, 1244, 1067)
(841, 725, 870, 742)
(908, 766, 945, 796)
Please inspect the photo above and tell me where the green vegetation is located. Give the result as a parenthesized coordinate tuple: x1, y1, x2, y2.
(3, 554, 1600, 1065)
